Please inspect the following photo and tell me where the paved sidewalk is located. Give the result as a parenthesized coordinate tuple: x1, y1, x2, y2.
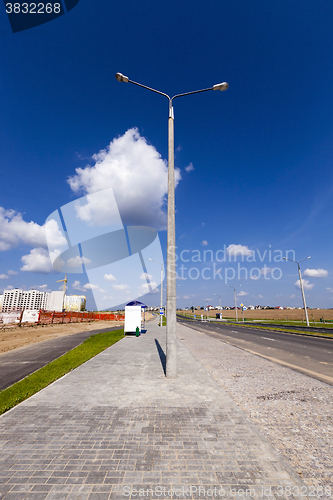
(0, 319, 313, 499)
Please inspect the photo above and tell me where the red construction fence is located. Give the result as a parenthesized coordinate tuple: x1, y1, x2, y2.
(0, 310, 124, 326)
(38, 310, 124, 324)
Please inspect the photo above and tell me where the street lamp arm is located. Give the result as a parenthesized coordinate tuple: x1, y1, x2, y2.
(116, 74, 229, 102)
(121, 76, 171, 100)
(172, 83, 228, 101)
(283, 256, 311, 265)
(128, 79, 170, 100)
(172, 87, 215, 100)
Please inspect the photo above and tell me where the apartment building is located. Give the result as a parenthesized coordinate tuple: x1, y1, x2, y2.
(0, 289, 80, 313)
(64, 295, 86, 312)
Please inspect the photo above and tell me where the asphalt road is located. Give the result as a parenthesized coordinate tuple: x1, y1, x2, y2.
(177, 317, 333, 386)
(0, 326, 122, 391)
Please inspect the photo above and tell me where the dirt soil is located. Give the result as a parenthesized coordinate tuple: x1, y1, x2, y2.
(0, 311, 154, 354)
(183, 308, 333, 322)
(0, 320, 123, 354)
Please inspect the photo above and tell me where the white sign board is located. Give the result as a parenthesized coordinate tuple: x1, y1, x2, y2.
(22, 310, 40, 323)
(124, 306, 142, 333)
(0, 311, 21, 324)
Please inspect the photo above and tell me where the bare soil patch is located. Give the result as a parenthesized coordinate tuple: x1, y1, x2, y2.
(0, 320, 123, 354)
(184, 308, 333, 322)
(0, 311, 154, 354)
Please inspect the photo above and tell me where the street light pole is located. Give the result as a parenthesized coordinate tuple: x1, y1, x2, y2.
(116, 73, 228, 378)
(226, 284, 238, 321)
(283, 256, 311, 326)
(215, 294, 221, 310)
(214, 293, 222, 318)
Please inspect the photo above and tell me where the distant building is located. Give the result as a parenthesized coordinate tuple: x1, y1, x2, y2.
(21, 290, 47, 311)
(0, 288, 84, 313)
(64, 295, 86, 312)
(2, 289, 24, 312)
(45, 291, 65, 312)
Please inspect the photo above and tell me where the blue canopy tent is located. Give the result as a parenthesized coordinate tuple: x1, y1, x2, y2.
(126, 301, 147, 308)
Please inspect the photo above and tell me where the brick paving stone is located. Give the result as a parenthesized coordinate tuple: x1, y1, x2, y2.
(0, 320, 316, 500)
(178, 322, 333, 493)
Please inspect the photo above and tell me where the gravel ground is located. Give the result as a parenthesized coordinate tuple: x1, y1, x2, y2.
(177, 324, 333, 493)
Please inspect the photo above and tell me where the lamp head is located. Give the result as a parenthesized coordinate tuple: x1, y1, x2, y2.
(115, 72, 129, 83)
(213, 82, 229, 91)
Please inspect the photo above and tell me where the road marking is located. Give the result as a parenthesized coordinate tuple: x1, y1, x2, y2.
(261, 337, 275, 341)
(0, 361, 36, 365)
(231, 330, 238, 333)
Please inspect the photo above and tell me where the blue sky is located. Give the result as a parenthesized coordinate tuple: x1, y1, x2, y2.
(1, 0, 333, 309)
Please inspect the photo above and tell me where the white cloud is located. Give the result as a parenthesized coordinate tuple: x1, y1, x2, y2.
(258, 294, 264, 299)
(67, 256, 91, 268)
(185, 162, 194, 173)
(303, 268, 328, 278)
(261, 267, 272, 276)
(290, 294, 296, 298)
(140, 273, 153, 281)
(67, 128, 181, 230)
(202, 240, 208, 246)
(112, 284, 130, 291)
(7, 270, 18, 275)
(183, 295, 190, 299)
(327, 287, 333, 293)
(102, 295, 114, 301)
(0, 207, 47, 251)
(0, 274, 8, 279)
(20, 248, 54, 273)
(104, 273, 117, 282)
(227, 244, 253, 259)
(138, 281, 159, 295)
(72, 280, 83, 291)
(237, 290, 249, 296)
(32, 284, 51, 292)
(44, 219, 67, 250)
(83, 283, 107, 293)
(294, 279, 314, 290)
(83, 283, 99, 290)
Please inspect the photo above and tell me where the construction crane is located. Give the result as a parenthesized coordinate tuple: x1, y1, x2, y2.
(56, 274, 68, 294)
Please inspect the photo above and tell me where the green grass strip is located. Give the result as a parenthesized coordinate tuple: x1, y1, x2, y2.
(0, 329, 124, 416)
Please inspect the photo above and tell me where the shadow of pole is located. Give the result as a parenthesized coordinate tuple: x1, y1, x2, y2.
(154, 339, 166, 375)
